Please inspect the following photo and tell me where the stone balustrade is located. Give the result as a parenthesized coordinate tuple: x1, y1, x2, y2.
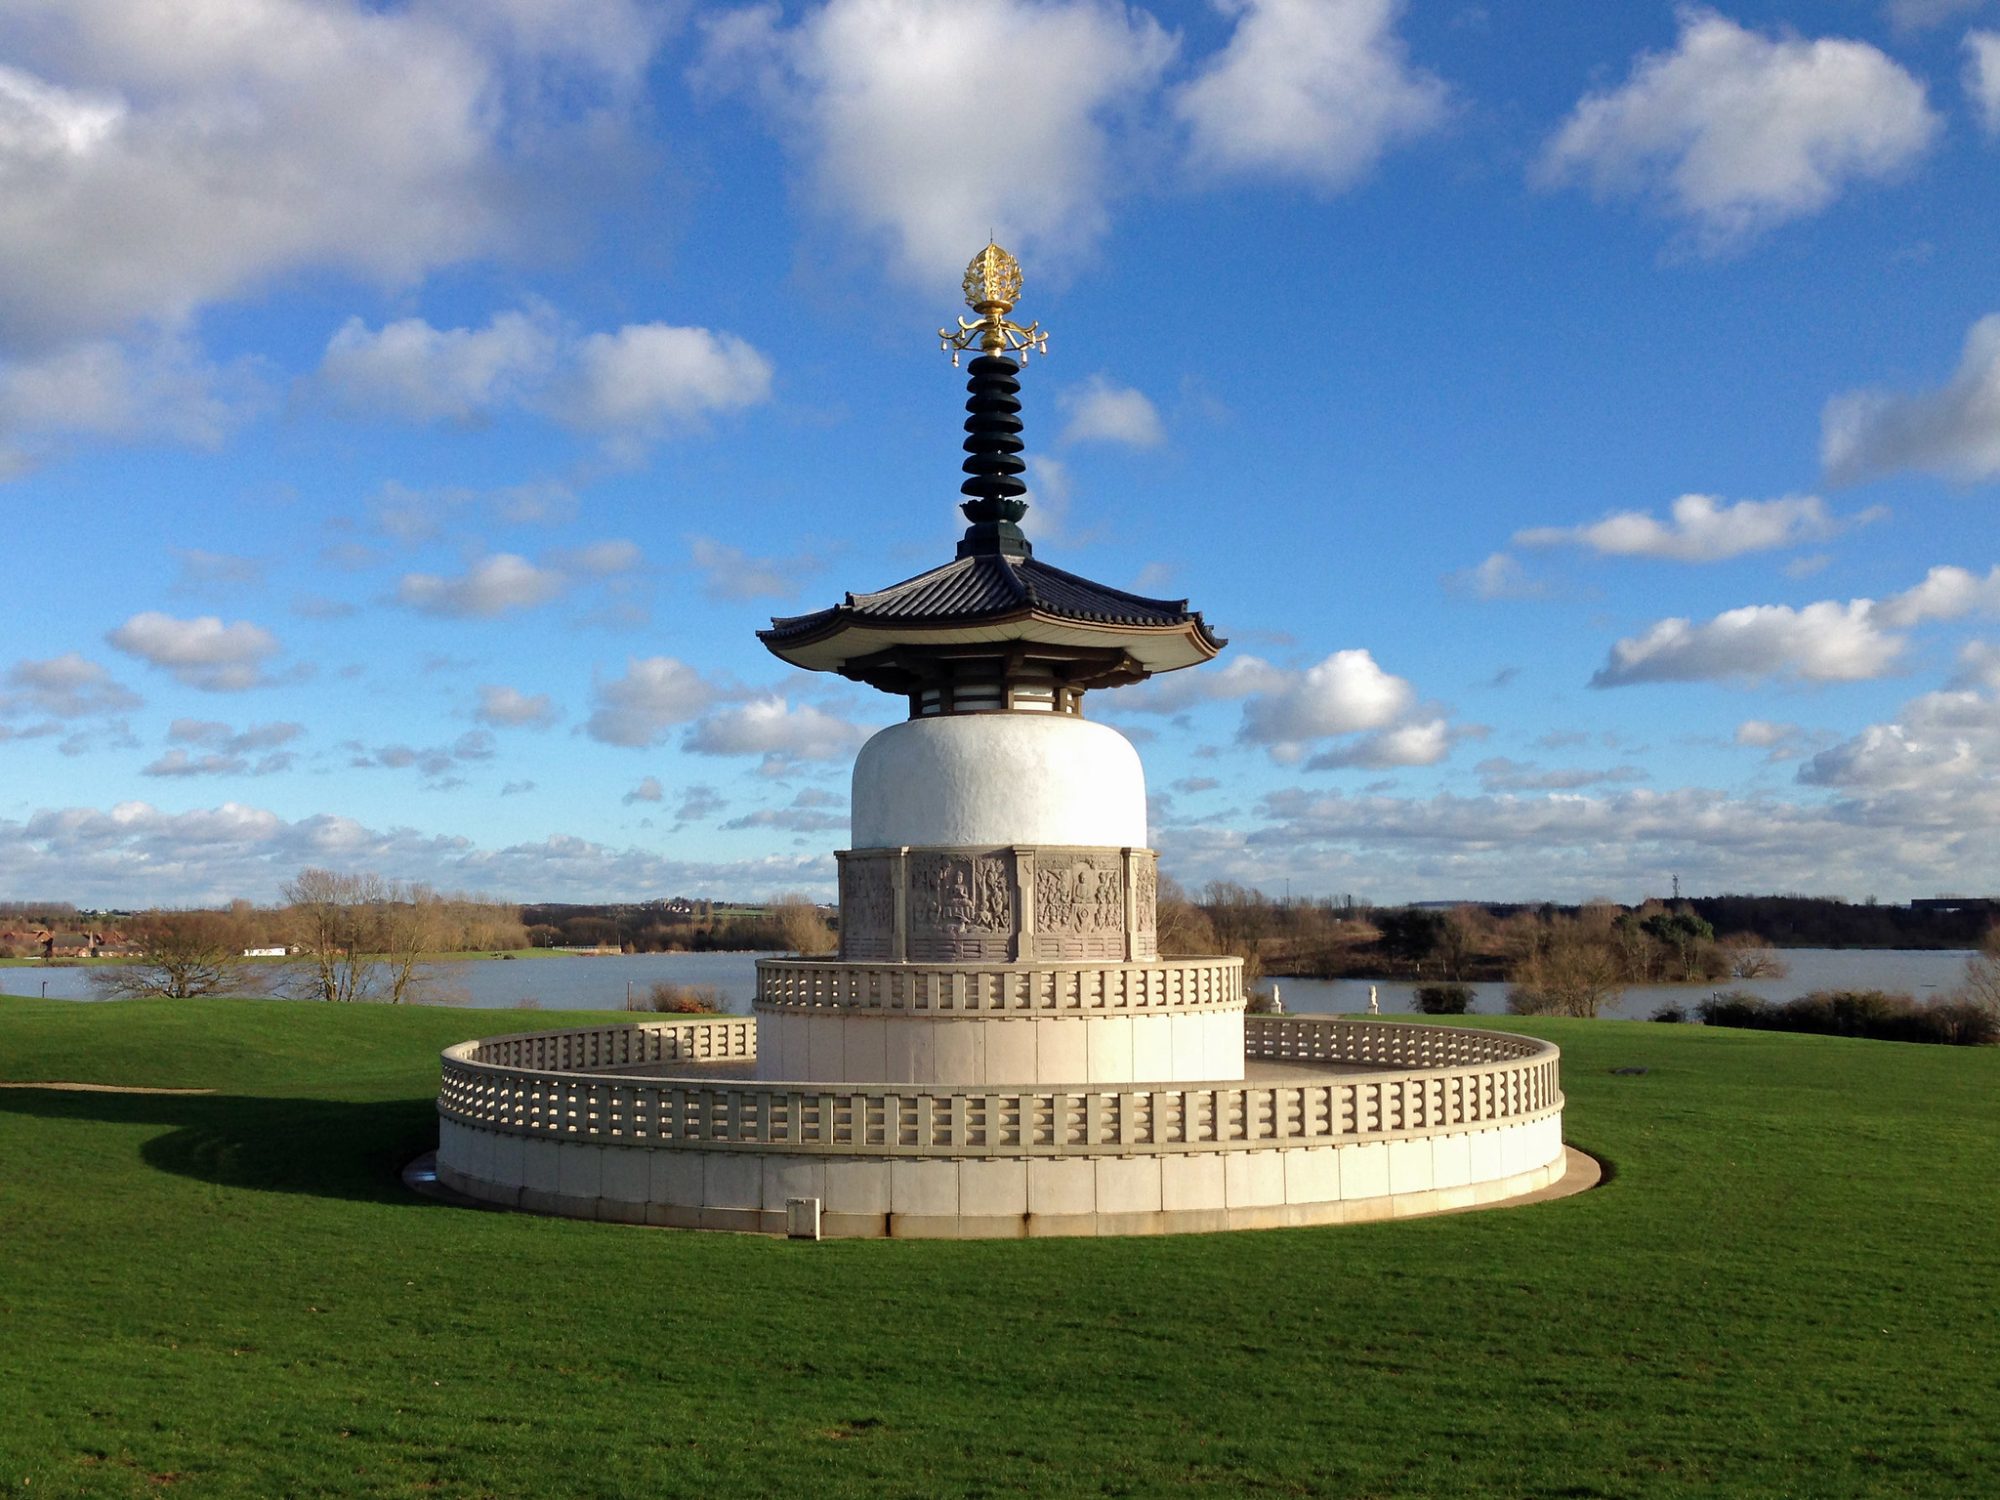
(438, 1015, 1560, 1158)
(1247, 1016, 1549, 1069)
(754, 956, 1243, 1015)
(458, 1016, 756, 1072)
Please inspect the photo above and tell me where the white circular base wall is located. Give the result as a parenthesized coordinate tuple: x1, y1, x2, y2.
(434, 1016, 1570, 1240)
(851, 715, 1146, 849)
(753, 1008, 1244, 1086)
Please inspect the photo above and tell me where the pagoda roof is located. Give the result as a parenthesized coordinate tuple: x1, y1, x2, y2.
(760, 550, 1224, 679)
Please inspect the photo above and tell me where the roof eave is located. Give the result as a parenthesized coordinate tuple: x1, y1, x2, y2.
(761, 608, 1223, 676)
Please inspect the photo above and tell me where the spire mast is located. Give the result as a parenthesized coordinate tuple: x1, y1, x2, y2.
(939, 243, 1049, 560)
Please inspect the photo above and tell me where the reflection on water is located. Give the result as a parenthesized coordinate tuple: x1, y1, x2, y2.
(6, 946, 1977, 1020)
(1267, 947, 1977, 1021)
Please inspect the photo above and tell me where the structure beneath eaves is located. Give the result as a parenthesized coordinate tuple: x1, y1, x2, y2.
(435, 246, 1569, 1238)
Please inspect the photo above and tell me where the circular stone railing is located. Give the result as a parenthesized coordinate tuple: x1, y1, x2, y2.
(437, 1015, 1559, 1157)
(754, 956, 1243, 1015)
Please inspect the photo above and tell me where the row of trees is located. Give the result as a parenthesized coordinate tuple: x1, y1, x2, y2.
(87, 874, 835, 1002)
(1155, 880, 1805, 1017)
(89, 871, 530, 1002)
(520, 899, 832, 954)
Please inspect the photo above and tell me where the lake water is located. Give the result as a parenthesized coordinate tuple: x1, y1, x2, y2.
(1264, 947, 1978, 1021)
(3, 946, 1978, 1020)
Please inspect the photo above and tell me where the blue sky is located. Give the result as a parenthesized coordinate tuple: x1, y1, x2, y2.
(4, 0, 2000, 907)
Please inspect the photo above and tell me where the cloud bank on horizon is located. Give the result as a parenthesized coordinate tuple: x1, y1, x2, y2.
(3, 0, 1999, 908)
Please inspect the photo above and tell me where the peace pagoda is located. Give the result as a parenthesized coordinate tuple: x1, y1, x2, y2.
(433, 247, 1569, 1238)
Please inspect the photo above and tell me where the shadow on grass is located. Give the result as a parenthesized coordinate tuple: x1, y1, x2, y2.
(0, 1087, 439, 1205)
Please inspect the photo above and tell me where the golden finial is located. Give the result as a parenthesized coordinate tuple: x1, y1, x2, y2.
(939, 242, 1049, 368)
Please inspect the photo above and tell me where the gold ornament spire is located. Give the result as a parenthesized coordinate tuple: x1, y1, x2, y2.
(939, 242, 1049, 367)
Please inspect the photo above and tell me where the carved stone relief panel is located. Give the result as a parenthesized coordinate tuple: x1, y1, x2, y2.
(1132, 853, 1158, 960)
(1032, 850, 1125, 961)
(839, 854, 896, 961)
(907, 850, 1013, 962)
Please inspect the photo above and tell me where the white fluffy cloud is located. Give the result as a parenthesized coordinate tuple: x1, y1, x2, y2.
(1952, 640, 2000, 691)
(1306, 716, 1453, 770)
(106, 612, 282, 692)
(684, 697, 870, 762)
(1516, 493, 1870, 562)
(0, 799, 830, 906)
(1966, 31, 2000, 133)
(585, 657, 722, 748)
(319, 311, 773, 440)
(1873, 564, 2000, 627)
(1127, 647, 1463, 769)
(0, 0, 664, 352)
(143, 719, 300, 778)
(1799, 686, 2000, 793)
(1, 654, 141, 719)
(1538, 9, 1939, 251)
(1059, 376, 1166, 448)
(319, 310, 558, 424)
(1592, 568, 2000, 687)
(559, 324, 774, 435)
(1174, 0, 1447, 187)
(1822, 313, 2000, 484)
(1592, 600, 1898, 686)
(475, 684, 560, 729)
(1219, 768, 2000, 902)
(395, 555, 566, 618)
(1238, 649, 1417, 760)
(695, 0, 1175, 279)
(0, 336, 258, 478)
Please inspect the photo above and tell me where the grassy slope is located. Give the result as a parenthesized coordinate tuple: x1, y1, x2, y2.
(0, 998, 1994, 1499)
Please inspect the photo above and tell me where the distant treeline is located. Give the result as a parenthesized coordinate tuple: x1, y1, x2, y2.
(1681, 895, 1998, 950)
(520, 899, 832, 954)
(1165, 883, 1998, 982)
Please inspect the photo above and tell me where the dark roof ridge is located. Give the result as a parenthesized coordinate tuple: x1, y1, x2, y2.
(1015, 554, 1191, 615)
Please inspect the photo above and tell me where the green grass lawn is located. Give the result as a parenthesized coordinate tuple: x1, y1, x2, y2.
(1, 998, 1994, 1498)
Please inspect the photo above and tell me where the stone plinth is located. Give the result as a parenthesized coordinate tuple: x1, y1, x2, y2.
(837, 845, 1158, 963)
(752, 957, 1243, 1086)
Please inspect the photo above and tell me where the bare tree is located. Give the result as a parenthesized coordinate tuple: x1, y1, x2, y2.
(1954, 926, 2000, 1018)
(770, 892, 836, 956)
(1434, 905, 1484, 981)
(88, 910, 246, 1000)
(1507, 912, 1625, 1018)
(1721, 933, 1790, 980)
(381, 881, 439, 1003)
(280, 868, 438, 1003)
(1156, 875, 1219, 958)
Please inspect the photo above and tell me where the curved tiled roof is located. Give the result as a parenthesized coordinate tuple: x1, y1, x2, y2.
(763, 551, 1217, 643)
